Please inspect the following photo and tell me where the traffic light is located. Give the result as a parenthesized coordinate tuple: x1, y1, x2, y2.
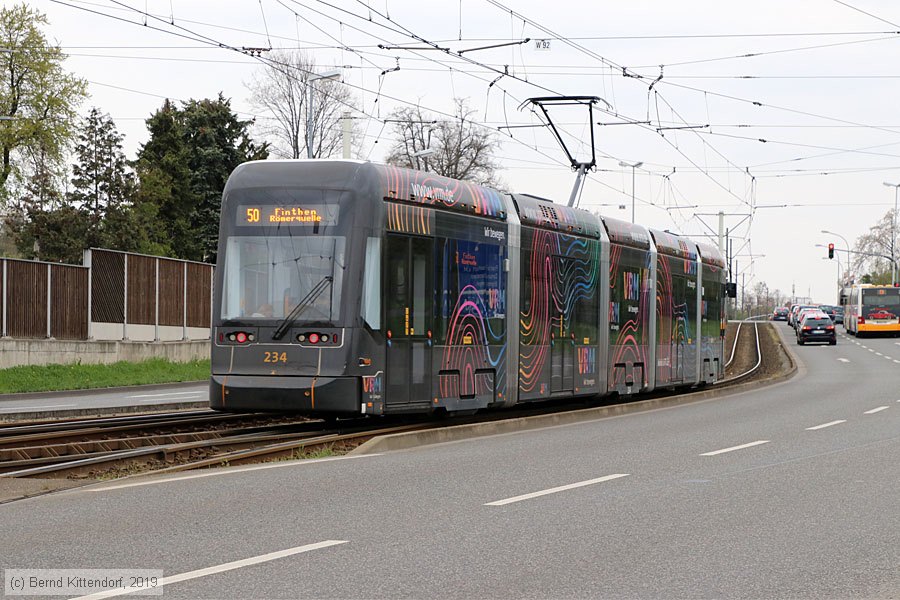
(828, 243, 834, 259)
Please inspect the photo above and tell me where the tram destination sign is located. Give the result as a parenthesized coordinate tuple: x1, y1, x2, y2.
(237, 205, 339, 226)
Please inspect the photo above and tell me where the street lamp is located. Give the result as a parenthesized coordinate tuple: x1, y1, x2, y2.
(883, 182, 899, 285)
(618, 160, 642, 223)
(821, 229, 850, 286)
(411, 147, 435, 171)
(306, 68, 341, 159)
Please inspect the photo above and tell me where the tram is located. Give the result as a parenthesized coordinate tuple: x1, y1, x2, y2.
(210, 160, 726, 415)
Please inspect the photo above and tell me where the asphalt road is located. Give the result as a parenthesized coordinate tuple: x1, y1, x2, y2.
(0, 383, 207, 416)
(0, 325, 897, 599)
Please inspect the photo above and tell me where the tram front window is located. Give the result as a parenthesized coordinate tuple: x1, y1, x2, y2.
(221, 235, 346, 324)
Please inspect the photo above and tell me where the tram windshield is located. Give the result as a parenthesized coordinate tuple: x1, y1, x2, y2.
(220, 234, 346, 324)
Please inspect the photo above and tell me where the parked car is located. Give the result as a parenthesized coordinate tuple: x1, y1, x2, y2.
(796, 313, 837, 345)
(773, 307, 790, 321)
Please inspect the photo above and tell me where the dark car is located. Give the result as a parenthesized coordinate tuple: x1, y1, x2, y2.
(833, 307, 844, 324)
(796, 314, 836, 345)
(819, 305, 836, 322)
(773, 307, 789, 321)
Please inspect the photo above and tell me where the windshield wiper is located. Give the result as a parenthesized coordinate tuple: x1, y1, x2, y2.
(272, 275, 333, 340)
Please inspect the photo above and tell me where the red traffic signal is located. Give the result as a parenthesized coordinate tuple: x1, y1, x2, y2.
(828, 243, 834, 259)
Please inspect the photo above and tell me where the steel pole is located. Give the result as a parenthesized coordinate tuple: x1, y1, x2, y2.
(631, 166, 636, 224)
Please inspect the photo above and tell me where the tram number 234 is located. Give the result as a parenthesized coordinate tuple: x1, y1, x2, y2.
(263, 351, 287, 363)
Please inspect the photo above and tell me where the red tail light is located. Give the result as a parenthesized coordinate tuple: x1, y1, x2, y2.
(308, 333, 320, 344)
(858, 317, 865, 324)
(826, 325, 834, 330)
(802, 326, 812, 331)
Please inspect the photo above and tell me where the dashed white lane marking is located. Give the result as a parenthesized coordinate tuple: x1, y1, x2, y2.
(700, 440, 770, 456)
(837, 358, 850, 363)
(868, 348, 875, 352)
(0, 404, 76, 412)
(806, 420, 847, 431)
(85, 454, 382, 492)
(864, 406, 890, 415)
(72, 540, 349, 600)
(885, 356, 893, 360)
(895, 360, 900, 364)
(484, 474, 630, 506)
(127, 390, 206, 398)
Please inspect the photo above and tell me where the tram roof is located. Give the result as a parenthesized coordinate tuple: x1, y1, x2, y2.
(224, 160, 508, 220)
(511, 194, 604, 238)
(695, 241, 726, 268)
(649, 228, 699, 260)
(600, 215, 652, 250)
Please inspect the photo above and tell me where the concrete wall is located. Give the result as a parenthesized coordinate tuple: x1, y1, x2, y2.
(91, 322, 210, 342)
(0, 339, 210, 369)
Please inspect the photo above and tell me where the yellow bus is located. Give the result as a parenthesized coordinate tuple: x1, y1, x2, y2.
(844, 284, 900, 336)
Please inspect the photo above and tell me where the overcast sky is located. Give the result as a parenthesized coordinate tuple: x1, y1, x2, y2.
(31, 0, 900, 304)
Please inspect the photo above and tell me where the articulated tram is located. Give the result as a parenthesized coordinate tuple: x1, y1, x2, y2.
(210, 160, 725, 415)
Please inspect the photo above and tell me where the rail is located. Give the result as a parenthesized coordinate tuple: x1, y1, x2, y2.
(721, 318, 763, 384)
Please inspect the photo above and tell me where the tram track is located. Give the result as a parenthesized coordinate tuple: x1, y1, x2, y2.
(0, 322, 783, 481)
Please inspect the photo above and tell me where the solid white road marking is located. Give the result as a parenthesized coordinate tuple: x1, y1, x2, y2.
(139, 395, 203, 403)
(484, 474, 630, 506)
(0, 404, 76, 412)
(127, 390, 206, 398)
(837, 358, 850, 363)
(85, 454, 382, 492)
(864, 406, 890, 415)
(806, 420, 846, 431)
(71, 540, 348, 599)
(700, 440, 770, 456)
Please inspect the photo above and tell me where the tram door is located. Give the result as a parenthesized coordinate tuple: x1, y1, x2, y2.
(550, 256, 575, 394)
(385, 234, 433, 408)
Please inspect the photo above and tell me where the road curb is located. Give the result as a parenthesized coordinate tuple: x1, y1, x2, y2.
(351, 328, 798, 456)
(0, 401, 208, 423)
(0, 380, 207, 403)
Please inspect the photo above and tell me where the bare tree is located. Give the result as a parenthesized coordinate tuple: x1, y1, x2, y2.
(850, 208, 897, 284)
(246, 49, 359, 159)
(385, 99, 503, 188)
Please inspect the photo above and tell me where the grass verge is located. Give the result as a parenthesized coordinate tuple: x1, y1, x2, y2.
(0, 358, 209, 394)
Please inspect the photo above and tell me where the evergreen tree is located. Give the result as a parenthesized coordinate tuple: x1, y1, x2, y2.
(134, 94, 268, 262)
(68, 107, 134, 248)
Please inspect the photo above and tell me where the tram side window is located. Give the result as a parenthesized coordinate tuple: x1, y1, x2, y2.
(433, 237, 505, 344)
(361, 237, 381, 329)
